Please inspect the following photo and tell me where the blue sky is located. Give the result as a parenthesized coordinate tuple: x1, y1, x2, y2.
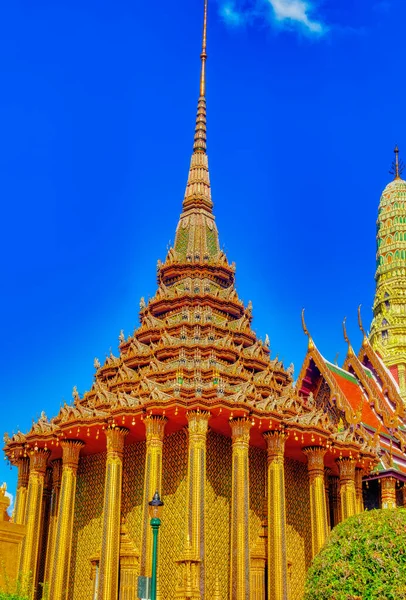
(1, 0, 405, 497)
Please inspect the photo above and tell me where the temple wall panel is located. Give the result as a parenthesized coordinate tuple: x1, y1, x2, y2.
(159, 429, 188, 600)
(205, 430, 232, 599)
(249, 445, 266, 545)
(122, 440, 146, 549)
(284, 457, 312, 600)
(69, 452, 106, 600)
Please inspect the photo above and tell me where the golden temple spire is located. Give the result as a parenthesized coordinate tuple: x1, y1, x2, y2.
(200, 0, 208, 98)
(192, 0, 208, 155)
(171, 0, 221, 263)
(390, 145, 404, 180)
(394, 146, 400, 180)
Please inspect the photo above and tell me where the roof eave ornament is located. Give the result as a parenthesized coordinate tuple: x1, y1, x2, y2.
(301, 308, 314, 350)
(342, 316, 354, 356)
(358, 304, 368, 347)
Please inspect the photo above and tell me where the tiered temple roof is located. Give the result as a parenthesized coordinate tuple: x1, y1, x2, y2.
(297, 312, 406, 495)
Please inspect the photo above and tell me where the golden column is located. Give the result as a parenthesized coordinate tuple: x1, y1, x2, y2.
(98, 426, 129, 600)
(178, 410, 210, 599)
(48, 440, 84, 600)
(230, 417, 252, 600)
(19, 448, 50, 598)
(336, 458, 357, 520)
(402, 484, 406, 508)
(263, 430, 288, 600)
(324, 467, 332, 529)
(13, 457, 29, 525)
(355, 468, 364, 513)
(303, 447, 329, 557)
(43, 459, 62, 585)
(140, 416, 167, 578)
(381, 477, 397, 509)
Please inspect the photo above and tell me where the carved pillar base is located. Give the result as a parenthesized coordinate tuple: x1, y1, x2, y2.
(337, 458, 357, 521)
(175, 540, 201, 600)
(381, 477, 397, 509)
(250, 533, 266, 600)
(119, 519, 140, 600)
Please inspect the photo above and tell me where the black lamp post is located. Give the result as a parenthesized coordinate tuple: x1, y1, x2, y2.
(149, 491, 164, 600)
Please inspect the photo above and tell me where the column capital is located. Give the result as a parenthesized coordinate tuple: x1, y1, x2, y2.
(61, 439, 85, 470)
(105, 426, 129, 459)
(186, 410, 210, 439)
(336, 457, 356, 482)
(230, 417, 252, 448)
(16, 457, 30, 488)
(303, 446, 326, 477)
(144, 415, 167, 444)
(263, 430, 286, 460)
(30, 448, 51, 474)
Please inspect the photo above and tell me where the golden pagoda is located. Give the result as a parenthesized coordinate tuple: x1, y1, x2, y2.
(370, 146, 406, 399)
(1, 2, 389, 600)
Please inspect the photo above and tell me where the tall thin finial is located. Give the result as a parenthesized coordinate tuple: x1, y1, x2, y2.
(200, 0, 208, 98)
(395, 145, 399, 179)
(390, 145, 404, 180)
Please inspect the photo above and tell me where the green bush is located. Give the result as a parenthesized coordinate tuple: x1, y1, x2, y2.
(0, 570, 32, 600)
(304, 509, 406, 600)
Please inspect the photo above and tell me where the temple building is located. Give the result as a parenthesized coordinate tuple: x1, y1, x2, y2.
(2, 2, 406, 600)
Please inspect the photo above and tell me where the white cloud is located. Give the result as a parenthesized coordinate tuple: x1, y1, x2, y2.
(268, 0, 325, 33)
(219, 0, 327, 36)
(220, 2, 246, 26)
(1, 483, 14, 516)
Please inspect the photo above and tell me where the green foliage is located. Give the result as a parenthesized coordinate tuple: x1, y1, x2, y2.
(0, 568, 32, 600)
(304, 509, 406, 600)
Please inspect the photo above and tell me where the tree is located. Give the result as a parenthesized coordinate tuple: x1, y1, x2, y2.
(304, 508, 406, 600)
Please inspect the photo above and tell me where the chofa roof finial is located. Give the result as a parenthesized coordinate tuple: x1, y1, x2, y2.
(301, 308, 314, 349)
(357, 304, 368, 345)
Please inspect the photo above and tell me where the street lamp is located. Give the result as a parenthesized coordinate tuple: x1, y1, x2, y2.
(149, 491, 164, 600)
